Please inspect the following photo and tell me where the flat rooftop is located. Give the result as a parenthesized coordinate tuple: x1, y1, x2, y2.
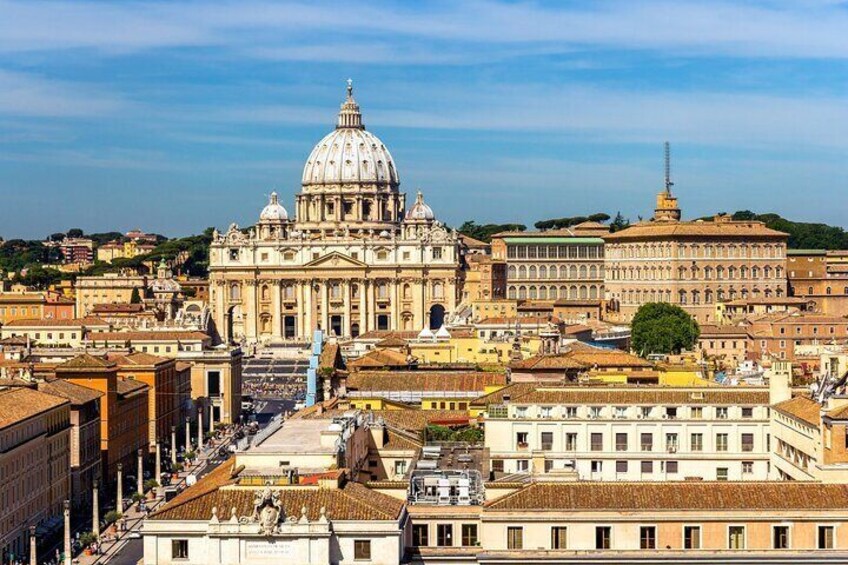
(246, 418, 339, 455)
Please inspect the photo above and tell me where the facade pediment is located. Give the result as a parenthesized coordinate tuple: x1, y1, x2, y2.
(303, 252, 368, 269)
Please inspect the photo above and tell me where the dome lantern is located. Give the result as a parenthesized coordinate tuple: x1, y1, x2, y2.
(259, 191, 289, 222)
(337, 79, 363, 129)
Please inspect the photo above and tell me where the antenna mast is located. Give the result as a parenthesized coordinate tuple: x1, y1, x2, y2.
(664, 141, 674, 194)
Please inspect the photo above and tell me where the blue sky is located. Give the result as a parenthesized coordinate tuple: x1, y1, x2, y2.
(2, 0, 848, 239)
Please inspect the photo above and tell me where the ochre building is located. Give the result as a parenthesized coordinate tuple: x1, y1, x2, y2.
(208, 82, 461, 344)
(604, 185, 788, 324)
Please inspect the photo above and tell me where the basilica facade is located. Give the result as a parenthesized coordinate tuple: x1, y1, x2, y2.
(208, 83, 462, 344)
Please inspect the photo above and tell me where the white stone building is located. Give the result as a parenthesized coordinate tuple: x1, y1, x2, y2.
(208, 82, 462, 344)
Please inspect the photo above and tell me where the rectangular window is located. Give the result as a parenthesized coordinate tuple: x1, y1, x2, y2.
(551, 526, 568, 549)
(565, 406, 577, 418)
(565, 433, 577, 451)
(818, 525, 835, 549)
(640, 433, 653, 451)
(507, 527, 523, 550)
(666, 461, 678, 474)
(615, 433, 628, 451)
(591, 460, 603, 473)
(691, 406, 703, 419)
(640, 526, 656, 550)
(640, 406, 651, 418)
(690, 433, 703, 452)
(773, 526, 790, 549)
(412, 524, 429, 546)
(171, 540, 189, 560)
(591, 433, 603, 451)
(742, 407, 754, 418)
(684, 526, 701, 549)
(716, 433, 729, 452)
(437, 524, 453, 547)
(741, 433, 754, 452)
(640, 460, 653, 474)
(354, 540, 372, 560)
(461, 524, 478, 547)
(666, 433, 678, 451)
(516, 432, 528, 448)
(717, 467, 729, 481)
(541, 432, 554, 451)
(717, 407, 728, 419)
(595, 526, 611, 550)
(729, 526, 746, 549)
(615, 460, 628, 474)
(666, 406, 678, 419)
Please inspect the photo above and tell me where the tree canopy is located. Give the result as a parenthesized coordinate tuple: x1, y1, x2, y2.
(458, 221, 526, 243)
(730, 210, 848, 250)
(534, 213, 611, 231)
(631, 302, 700, 356)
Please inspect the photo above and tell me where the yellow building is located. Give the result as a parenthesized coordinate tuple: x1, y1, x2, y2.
(0, 387, 71, 561)
(0, 291, 44, 324)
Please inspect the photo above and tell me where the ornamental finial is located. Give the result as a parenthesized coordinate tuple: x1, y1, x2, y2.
(346, 78, 353, 99)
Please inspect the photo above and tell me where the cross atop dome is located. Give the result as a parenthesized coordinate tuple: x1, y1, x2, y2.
(337, 78, 363, 129)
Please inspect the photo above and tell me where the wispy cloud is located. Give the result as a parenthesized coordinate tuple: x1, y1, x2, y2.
(0, 69, 126, 117)
(2, 1, 848, 61)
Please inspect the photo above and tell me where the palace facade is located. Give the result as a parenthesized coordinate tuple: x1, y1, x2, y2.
(208, 83, 462, 344)
(604, 184, 788, 323)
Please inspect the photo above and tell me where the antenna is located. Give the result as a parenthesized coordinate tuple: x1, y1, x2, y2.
(664, 141, 674, 194)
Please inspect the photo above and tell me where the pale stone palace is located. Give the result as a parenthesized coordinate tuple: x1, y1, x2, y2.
(208, 82, 462, 344)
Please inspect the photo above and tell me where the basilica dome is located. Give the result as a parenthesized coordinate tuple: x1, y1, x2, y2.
(259, 191, 288, 221)
(301, 81, 399, 189)
(405, 191, 435, 221)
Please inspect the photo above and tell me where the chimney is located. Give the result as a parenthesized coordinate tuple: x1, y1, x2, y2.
(768, 360, 793, 405)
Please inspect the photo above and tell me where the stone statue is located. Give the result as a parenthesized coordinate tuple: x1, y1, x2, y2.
(250, 486, 283, 535)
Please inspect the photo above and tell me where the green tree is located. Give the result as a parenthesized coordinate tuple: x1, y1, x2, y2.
(67, 228, 84, 238)
(130, 287, 142, 304)
(457, 221, 526, 243)
(631, 302, 700, 355)
(609, 212, 630, 232)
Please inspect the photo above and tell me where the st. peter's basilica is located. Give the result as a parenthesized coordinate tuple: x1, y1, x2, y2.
(208, 82, 462, 344)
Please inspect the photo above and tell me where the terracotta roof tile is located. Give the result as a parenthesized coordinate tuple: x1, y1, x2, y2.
(471, 383, 538, 406)
(90, 331, 211, 342)
(510, 386, 768, 406)
(347, 349, 410, 369)
(91, 303, 145, 313)
(3, 317, 108, 327)
(38, 379, 103, 405)
(485, 482, 848, 511)
(108, 352, 171, 367)
(381, 429, 423, 451)
(774, 395, 821, 427)
(152, 468, 403, 522)
(603, 219, 788, 241)
(116, 377, 149, 396)
(58, 353, 117, 370)
(347, 372, 506, 393)
(0, 387, 69, 428)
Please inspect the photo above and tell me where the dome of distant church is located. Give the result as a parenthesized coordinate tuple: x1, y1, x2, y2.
(405, 191, 435, 221)
(301, 80, 399, 189)
(259, 192, 288, 221)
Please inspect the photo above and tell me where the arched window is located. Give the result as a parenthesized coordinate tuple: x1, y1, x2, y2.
(570, 285, 578, 299)
(508, 265, 517, 278)
(589, 285, 598, 299)
(539, 286, 548, 299)
(229, 284, 241, 301)
(518, 286, 527, 299)
(579, 265, 588, 279)
(261, 284, 270, 301)
(679, 290, 687, 304)
(403, 283, 411, 299)
(579, 285, 588, 299)
(529, 266, 537, 279)
(508, 286, 517, 299)
(433, 282, 444, 299)
(518, 265, 527, 279)
(529, 286, 538, 299)
(539, 266, 547, 279)
(569, 265, 578, 279)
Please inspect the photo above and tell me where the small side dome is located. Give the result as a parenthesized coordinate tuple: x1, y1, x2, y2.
(260, 191, 288, 221)
(405, 190, 435, 221)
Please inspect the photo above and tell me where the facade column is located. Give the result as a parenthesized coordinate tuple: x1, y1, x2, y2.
(29, 525, 36, 565)
(185, 417, 191, 453)
(116, 463, 123, 513)
(245, 280, 258, 341)
(303, 281, 313, 337)
(171, 426, 177, 465)
(359, 280, 368, 333)
(321, 281, 330, 332)
(215, 281, 227, 342)
(390, 280, 399, 330)
(63, 501, 71, 565)
(343, 280, 352, 337)
(208, 403, 215, 433)
(92, 480, 100, 539)
(367, 280, 376, 330)
(137, 449, 144, 495)
(412, 277, 423, 329)
(197, 408, 204, 451)
(272, 281, 282, 340)
(154, 443, 162, 492)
